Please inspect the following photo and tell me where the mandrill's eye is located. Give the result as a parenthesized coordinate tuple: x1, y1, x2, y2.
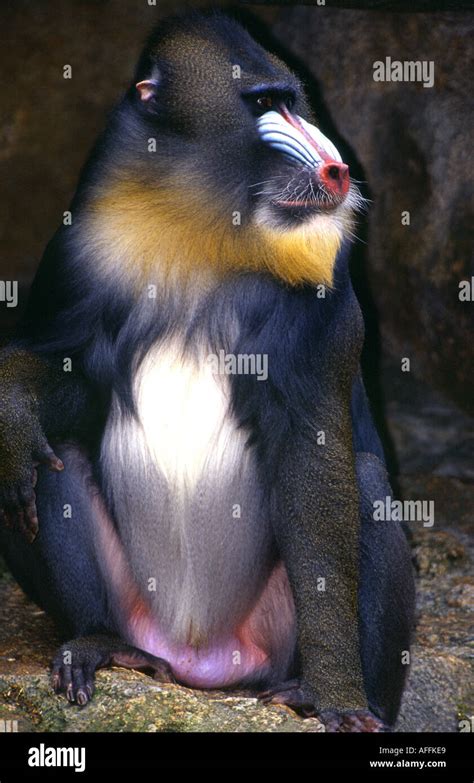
(243, 89, 296, 117)
(256, 95, 273, 111)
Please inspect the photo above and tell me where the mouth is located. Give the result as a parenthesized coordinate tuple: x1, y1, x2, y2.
(270, 195, 345, 214)
(264, 170, 351, 221)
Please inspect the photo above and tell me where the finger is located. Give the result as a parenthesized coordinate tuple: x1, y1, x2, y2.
(19, 485, 38, 522)
(33, 442, 64, 473)
(2, 486, 22, 511)
(71, 666, 90, 705)
(25, 498, 39, 540)
(23, 479, 40, 541)
(83, 663, 96, 700)
(16, 509, 37, 543)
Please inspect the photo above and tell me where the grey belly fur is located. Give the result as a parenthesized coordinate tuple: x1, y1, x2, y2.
(100, 341, 272, 646)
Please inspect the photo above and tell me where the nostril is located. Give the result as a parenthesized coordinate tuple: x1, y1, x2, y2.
(319, 161, 350, 195)
(327, 165, 341, 181)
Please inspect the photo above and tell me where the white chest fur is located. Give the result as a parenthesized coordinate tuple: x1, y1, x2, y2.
(134, 339, 242, 496)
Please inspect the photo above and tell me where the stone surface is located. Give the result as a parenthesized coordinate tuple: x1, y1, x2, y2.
(0, 666, 324, 734)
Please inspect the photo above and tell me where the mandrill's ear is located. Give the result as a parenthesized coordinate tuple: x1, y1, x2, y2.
(135, 78, 160, 103)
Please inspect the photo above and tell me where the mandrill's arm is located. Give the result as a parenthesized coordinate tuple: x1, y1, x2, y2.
(0, 347, 97, 540)
(264, 304, 387, 731)
(271, 404, 370, 716)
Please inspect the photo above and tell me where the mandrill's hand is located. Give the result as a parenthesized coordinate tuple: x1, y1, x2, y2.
(0, 389, 63, 542)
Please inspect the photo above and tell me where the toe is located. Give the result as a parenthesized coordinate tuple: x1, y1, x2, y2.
(111, 650, 176, 683)
(259, 680, 316, 716)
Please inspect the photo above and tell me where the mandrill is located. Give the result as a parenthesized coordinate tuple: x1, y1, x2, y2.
(0, 10, 414, 732)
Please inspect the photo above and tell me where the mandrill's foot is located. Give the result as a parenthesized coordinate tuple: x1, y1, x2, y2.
(318, 709, 390, 733)
(259, 679, 317, 718)
(51, 633, 176, 705)
(259, 680, 389, 732)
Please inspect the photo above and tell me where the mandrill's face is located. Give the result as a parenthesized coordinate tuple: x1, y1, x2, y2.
(252, 101, 352, 226)
(93, 13, 364, 288)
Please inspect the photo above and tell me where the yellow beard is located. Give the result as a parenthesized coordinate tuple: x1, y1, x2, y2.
(82, 178, 343, 290)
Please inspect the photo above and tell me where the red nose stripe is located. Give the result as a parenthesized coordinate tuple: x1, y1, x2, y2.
(278, 104, 334, 164)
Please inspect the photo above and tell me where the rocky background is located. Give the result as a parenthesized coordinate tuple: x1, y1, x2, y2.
(0, 0, 472, 732)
